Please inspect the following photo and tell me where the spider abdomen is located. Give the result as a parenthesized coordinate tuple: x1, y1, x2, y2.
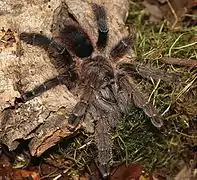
(60, 25, 94, 58)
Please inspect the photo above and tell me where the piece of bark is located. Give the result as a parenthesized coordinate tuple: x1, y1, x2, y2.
(0, 0, 130, 156)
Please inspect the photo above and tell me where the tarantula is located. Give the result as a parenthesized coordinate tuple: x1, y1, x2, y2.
(16, 3, 163, 179)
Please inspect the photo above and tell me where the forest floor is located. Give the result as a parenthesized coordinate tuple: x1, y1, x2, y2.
(0, 0, 197, 180)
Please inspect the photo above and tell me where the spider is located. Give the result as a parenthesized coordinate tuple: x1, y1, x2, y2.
(16, 3, 164, 179)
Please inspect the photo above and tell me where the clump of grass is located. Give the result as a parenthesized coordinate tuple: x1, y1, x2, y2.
(42, 133, 96, 178)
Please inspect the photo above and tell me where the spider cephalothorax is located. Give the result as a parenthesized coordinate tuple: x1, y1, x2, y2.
(17, 2, 163, 179)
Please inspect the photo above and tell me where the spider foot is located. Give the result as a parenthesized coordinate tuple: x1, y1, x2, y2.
(67, 100, 88, 130)
(110, 35, 134, 61)
(67, 113, 84, 131)
(95, 158, 110, 180)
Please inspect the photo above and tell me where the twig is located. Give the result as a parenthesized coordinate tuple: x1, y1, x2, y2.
(166, 0, 178, 28)
(161, 57, 197, 67)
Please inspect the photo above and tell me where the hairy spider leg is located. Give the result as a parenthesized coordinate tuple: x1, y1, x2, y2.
(109, 36, 164, 127)
(90, 93, 120, 179)
(93, 110, 111, 179)
(59, 24, 94, 58)
(92, 3, 109, 49)
(119, 62, 180, 83)
(68, 88, 92, 127)
(17, 32, 74, 104)
(109, 35, 164, 127)
(116, 73, 163, 128)
(15, 73, 70, 104)
(110, 35, 133, 61)
(19, 32, 66, 53)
